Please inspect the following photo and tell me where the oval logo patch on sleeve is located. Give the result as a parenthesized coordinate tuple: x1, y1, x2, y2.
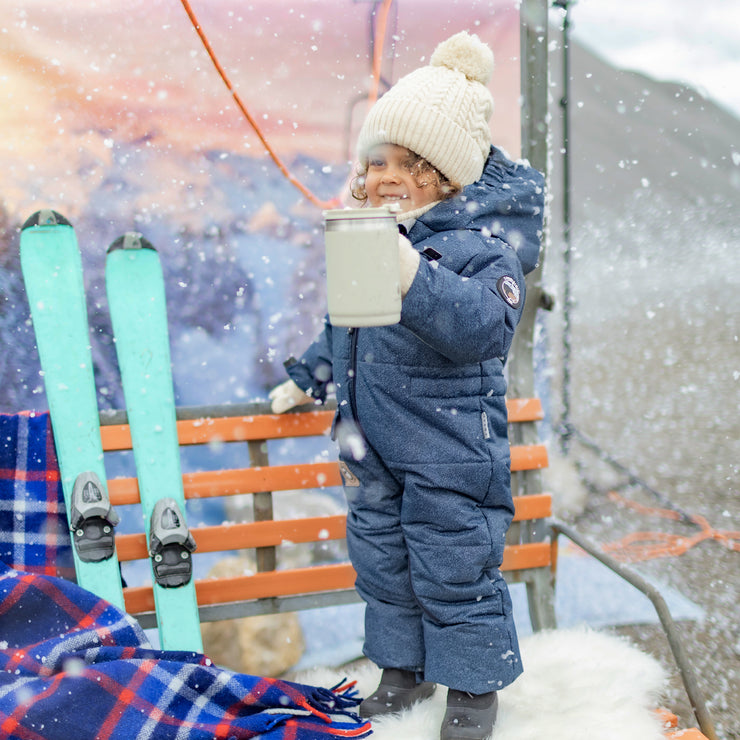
(497, 276, 521, 308)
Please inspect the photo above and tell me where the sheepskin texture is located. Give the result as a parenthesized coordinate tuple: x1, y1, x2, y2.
(297, 628, 669, 740)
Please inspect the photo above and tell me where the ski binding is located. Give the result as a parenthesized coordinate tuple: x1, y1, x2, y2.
(148, 498, 197, 588)
(70, 472, 120, 563)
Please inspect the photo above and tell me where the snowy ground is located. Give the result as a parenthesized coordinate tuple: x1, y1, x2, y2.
(576, 493, 739, 739)
(538, 217, 739, 738)
(539, 27, 739, 739)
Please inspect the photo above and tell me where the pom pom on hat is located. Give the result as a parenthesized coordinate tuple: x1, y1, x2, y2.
(357, 31, 495, 187)
(430, 31, 495, 85)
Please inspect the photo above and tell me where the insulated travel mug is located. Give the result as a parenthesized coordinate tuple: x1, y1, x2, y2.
(323, 206, 401, 327)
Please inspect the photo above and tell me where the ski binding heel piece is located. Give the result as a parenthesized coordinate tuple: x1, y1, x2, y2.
(148, 497, 197, 588)
(70, 472, 120, 562)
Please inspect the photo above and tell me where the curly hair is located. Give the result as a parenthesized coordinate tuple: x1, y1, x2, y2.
(350, 150, 461, 205)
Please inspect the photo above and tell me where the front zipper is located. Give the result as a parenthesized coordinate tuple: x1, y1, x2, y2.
(348, 327, 360, 423)
(346, 327, 367, 440)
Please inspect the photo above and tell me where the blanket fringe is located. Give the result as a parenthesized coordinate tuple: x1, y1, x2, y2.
(290, 678, 370, 737)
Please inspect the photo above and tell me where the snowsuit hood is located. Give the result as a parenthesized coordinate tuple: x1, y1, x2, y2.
(412, 146, 544, 275)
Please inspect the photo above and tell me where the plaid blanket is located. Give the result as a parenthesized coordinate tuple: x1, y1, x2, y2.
(0, 559, 372, 739)
(0, 411, 370, 738)
(0, 412, 73, 578)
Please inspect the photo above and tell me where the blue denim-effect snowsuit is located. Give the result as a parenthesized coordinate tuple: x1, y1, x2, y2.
(287, 147, 544, 694)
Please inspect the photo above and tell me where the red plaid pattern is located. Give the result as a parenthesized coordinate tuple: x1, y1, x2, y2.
(0, 560, 371, 739)
(0, 412, 73, 578)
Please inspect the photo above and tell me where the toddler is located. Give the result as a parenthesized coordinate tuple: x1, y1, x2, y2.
(270, 31, 544, 740)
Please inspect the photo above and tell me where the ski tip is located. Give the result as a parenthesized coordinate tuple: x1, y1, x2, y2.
(21, 210, 72, 230)
(107, 232, 156, 254)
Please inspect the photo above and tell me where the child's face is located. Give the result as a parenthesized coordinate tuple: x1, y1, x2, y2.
(364, 144, 443, 214)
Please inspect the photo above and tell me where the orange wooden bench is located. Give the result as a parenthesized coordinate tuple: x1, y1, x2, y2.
(99, 397, 555, 628)
(98, 398, 714, 739)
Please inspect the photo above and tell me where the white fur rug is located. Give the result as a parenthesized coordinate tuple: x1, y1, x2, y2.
(297, 628, 670, 740)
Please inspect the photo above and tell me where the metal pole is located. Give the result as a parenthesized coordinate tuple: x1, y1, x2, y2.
(553, 1, 573, 454)
(551, 520, 718, 740)
(508, 0, 549, 404)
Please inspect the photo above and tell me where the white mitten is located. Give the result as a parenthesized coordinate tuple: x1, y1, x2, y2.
(268, 379, 313, 414)
(398, 234, 420, 297)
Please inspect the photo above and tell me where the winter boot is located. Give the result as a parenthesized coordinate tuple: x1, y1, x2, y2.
(359, 668, 437, 718)
(439, 688, 498, 740)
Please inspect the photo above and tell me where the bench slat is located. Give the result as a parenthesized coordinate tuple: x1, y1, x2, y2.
(107, 446, 547, 507)
(108, 462, 343, 506)
(115, 494, 552, 562)
(101, 399, 544, 451)
(511, 492, 551, 521)
(123, 562, 356, 615)
(101, 410, 337, 450)
(501, 542, 552, 570)
(116, 514, 348, 561)
(122, 541, 553, 615)
(506, 397, 544, 423)
(511, 444, 548, 471)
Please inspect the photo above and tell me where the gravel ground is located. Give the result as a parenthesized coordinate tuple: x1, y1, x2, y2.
(543, 220, 739, 738)
(563, 477, 739, 739)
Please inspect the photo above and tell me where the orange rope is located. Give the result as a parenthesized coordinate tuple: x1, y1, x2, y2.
(178, 0, 341, 210)
(367, 0, 395, 108)
(602, 491, 740, 563)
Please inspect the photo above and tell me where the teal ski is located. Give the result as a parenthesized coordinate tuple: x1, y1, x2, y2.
(105, 233, 202, 653)
(19, 210, 125, 610)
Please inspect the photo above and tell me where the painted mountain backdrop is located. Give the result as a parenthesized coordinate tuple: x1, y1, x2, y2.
(1, 0, 738, 503)
(0, 0, 520, 411)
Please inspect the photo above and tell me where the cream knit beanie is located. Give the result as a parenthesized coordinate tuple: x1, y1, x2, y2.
(356, 31, 495, 187)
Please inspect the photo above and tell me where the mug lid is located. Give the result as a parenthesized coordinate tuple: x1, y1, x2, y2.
(323, 205, 399, 222)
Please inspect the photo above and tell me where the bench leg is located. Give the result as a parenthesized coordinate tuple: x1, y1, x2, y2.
(525, 568, 557, 631)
